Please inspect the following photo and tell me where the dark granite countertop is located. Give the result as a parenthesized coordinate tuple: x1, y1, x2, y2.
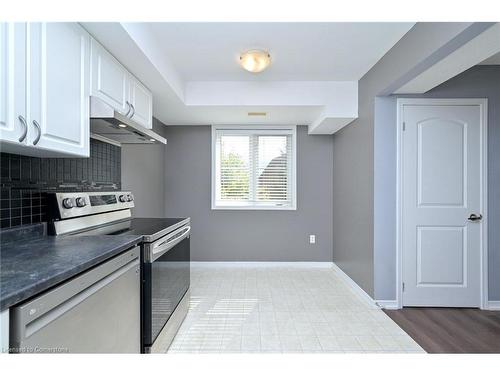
(0, 224, 143, 310)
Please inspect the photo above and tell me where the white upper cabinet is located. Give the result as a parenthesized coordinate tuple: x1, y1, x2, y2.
(0, 23, 28, 146)
(90, 38, 153, 129)
(129, 75, 153, 129)
(0, 22, 90, 157)
(90, 38, 129, 115)
(28, 23, 90, 157)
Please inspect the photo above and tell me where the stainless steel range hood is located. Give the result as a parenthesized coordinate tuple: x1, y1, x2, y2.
(90, 96, 166, 145)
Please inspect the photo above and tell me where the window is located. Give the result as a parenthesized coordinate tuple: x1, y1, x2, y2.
(212, 126, 296, 210)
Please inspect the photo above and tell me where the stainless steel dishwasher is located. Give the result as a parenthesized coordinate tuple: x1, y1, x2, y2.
(10, 246, 141, 353)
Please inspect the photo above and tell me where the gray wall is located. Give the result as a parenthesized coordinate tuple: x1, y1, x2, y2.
(121, 118, 168, 218)
(373, 96, 399, 300)
(333, 108, 374, 296)
(164, 125, 334, 262)
(373, 65, 500, 300)
(333, 22, 484, 298)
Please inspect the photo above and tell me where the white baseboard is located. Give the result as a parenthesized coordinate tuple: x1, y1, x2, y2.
(331, 263, 378, 308)
(375, 300, 400, 310)
(376, 300, 499, 310)
(486, 301, 500, 310)
(190, 261, 334, 268)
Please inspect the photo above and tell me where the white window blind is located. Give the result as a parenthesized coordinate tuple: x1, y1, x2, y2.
(212, 127, 296, 210)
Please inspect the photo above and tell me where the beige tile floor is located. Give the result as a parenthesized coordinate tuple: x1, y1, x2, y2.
(168, 265, 425, 353)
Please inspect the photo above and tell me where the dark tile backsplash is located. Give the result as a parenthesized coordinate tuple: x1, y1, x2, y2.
(0, 139, 121, 229)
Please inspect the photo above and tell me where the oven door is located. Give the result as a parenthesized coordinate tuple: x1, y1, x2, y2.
(142, 225, 190, 351)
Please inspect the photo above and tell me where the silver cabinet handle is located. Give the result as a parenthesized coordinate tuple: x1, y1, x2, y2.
(18, 115, 28, 142)
(32, 120, 41, 145)
(124, 101, 131, 117)
(129, 103, 135, 118)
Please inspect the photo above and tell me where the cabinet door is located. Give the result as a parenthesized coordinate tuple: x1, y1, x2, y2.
(129, 75, 153, 129)
(28, 23, 90, 157)
(0, 23, 28, 146)
(90, 38, 129, 115)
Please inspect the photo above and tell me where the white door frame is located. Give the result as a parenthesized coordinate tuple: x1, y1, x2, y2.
(396, 98, 488, 309)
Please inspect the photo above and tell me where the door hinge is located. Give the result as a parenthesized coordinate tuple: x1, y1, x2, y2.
(402, 282, 405, 292)
(402, 122, 406, 131)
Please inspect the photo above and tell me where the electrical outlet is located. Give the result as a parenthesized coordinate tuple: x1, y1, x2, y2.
(309, 235, 316, 244)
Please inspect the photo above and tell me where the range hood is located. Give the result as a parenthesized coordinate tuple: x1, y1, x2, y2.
(90, 96, 166, 145)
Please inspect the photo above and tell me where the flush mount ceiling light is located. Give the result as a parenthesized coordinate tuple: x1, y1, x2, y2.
(239, 50, 271, 73)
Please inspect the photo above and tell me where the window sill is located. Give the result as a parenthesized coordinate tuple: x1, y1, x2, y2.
(211, 204, 297, 211)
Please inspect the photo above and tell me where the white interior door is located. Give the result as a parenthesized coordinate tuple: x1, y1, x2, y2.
(401, 99, 485, 307)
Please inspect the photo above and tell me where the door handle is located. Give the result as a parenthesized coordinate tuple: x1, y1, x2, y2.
(18, 115, 28, 142)
(129, 103, 135, 118)
(148, 225, 191, 263)
(124, 101, 131, 117)
(32, 120, 41, 145)
(468, 214, 483, 222)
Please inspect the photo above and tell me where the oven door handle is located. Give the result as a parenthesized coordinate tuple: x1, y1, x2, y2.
(149, 225, 191, 262)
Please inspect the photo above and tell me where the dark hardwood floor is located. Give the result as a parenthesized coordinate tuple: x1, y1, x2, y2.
(384, 308, 500, 353)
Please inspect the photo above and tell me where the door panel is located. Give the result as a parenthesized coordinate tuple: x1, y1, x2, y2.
(418, 119, 465, 206)
(29, 23, 90, 157)
(416, 226, 465, 286)
(91, 39, 129, 114)
(402, 102, 482, 307)
(129, 76, 152, 129)
(0, 23, 27, 145)
(28, 23, 90, 156)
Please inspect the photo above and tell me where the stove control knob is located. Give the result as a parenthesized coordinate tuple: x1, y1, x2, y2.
(62, 198, 74, 209)
(127, 194, 134, 202)
(119, 194, 127, 203)
(75, 197, 87, 207)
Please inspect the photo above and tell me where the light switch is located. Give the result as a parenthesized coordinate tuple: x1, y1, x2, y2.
(309, 235, 316, 244)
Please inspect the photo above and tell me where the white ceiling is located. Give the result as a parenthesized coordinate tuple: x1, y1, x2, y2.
(83, 22, 415, 133)
(84, 23, 499, 132)
(148, 22, 414, 81)
(479, 51, 500, 64)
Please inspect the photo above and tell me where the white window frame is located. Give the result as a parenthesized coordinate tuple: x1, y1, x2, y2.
(211, 125, 297, 211)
